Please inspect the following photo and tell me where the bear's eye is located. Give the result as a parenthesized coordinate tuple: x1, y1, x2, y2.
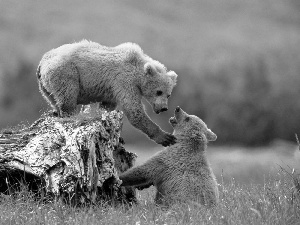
(156, 90, 163, 96)
(167, 94, 171, 98)
(185, 117, 190, 122)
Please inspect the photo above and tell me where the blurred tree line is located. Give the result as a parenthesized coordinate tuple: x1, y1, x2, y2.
(170, 49, 300, 146)
(1, 47, 300, 146)
(1, 0, 300, 146)
(0, 60, 47, 127)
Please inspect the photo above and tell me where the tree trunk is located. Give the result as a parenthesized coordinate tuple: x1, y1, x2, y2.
(0, 109, 137, 205)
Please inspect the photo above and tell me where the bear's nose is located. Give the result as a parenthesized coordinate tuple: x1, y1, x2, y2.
(161, 107, 168, 112)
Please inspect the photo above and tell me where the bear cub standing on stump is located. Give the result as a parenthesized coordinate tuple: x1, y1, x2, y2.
(37, 40, 177, 147)
(119, 106, 219, 207)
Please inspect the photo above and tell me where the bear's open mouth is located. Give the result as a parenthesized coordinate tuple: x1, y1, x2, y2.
(169, 116, 177, 125)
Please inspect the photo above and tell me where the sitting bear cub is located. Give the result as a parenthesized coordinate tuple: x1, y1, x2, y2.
(119, 106, 219, 207)
(37, 40, 177, 146)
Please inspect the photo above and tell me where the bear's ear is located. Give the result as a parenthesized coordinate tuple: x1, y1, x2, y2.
(168, 71, 178, 85)
(205, 129, 217, 142)
(144, 62, 156, 76)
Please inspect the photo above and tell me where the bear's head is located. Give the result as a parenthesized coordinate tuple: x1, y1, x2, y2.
(169, 106, 217, 144)
(141, 62, 177, 114)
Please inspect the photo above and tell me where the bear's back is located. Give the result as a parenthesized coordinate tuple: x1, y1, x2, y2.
(41, 40, 113, 64)
(40, 40, 165, 76)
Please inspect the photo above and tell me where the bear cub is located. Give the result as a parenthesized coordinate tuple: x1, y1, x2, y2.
(37, 40, 177, 146)
(119, 106, 219, 207)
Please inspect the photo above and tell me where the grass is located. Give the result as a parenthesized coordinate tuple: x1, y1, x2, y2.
(0, 170, 299, 224)
(1, 145, 300, 224)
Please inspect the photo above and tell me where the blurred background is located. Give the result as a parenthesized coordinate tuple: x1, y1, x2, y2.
(1, 0, 300, 183)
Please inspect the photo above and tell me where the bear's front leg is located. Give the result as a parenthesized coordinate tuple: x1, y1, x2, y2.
(151, 130, 177, 147)
(123, 102, 176, 147)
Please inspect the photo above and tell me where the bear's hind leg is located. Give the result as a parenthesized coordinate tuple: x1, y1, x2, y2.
(51, 63, 80, 117)
(56, 88, 79, 117)
(155, 191, 164, 205)
(38, 81, 60, 116)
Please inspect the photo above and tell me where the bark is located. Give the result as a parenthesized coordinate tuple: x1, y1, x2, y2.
(0, 109, 137, 205)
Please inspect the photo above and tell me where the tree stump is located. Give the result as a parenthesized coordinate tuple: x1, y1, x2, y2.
(0, 109, 137, 205)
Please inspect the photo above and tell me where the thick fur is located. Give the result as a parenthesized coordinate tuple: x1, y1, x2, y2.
(119, 107, 219, 207)
(37, 40, 178, 146)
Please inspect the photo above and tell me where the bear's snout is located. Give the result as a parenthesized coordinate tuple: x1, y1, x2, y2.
(154, 106, 168, 114)
(169, 116, 177, 127)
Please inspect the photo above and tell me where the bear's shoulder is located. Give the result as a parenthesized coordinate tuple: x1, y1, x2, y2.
(114, 42, 146, 65)
(44, 40, 104, 59)
(115, 42, 142, 53)
(77, 39, 102, 48)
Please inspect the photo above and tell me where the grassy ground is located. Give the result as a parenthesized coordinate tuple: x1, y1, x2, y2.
(1, 145, 300, 224)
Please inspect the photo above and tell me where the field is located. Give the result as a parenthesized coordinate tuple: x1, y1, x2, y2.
(130, 143, 300, 185)
(0, 144, 300, 225)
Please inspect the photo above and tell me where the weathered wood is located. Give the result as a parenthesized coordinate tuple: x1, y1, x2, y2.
(0, 109, 137, 205)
